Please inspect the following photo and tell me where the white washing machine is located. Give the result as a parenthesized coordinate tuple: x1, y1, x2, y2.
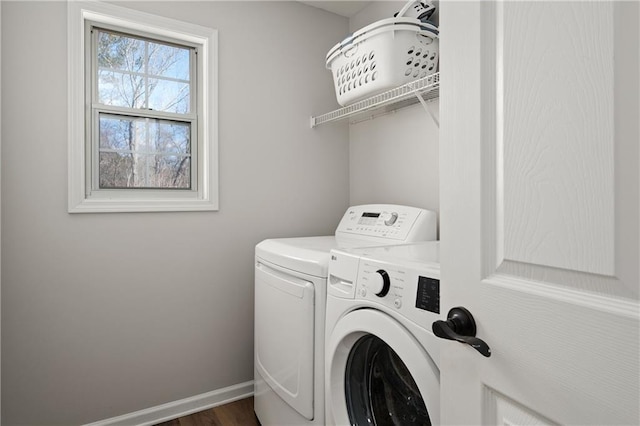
(254, 205, 437, 426)
(325, 242, 441, 426)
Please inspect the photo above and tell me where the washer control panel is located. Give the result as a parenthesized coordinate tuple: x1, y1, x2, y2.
(335, 204, 436, 241)
(357, 259, 440, 325)
(328, 242, 440, 326)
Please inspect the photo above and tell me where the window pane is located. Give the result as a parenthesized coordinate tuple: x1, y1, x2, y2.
(153, 155, 191, 188)
(148, 120, 190, 154)
(148, 42, 190, 81)
(99, 153, 191, 189)
(98, 114, 191, 189)
(99, 115, 147, 150)
(97, 31, 145, 73)
(148, 78, 190, 113)
(98, 69, 145, 108)
(96, 29, 192, 113)
(99, 152, 134, 188)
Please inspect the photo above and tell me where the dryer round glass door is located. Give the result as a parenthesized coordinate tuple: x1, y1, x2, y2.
(346, 335, 430, 425)
(326, 309, 439, 426)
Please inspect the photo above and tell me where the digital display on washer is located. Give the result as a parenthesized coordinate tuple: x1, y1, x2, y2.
(416, 276, 439, 314)
(358, 212, 380, 225)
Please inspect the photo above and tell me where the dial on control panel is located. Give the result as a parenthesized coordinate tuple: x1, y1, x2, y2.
(381, 212, 399, 226)
(369, 269, 391, 297)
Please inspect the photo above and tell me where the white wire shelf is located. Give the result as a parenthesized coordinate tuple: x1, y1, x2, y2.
(311, 72, 439, 128)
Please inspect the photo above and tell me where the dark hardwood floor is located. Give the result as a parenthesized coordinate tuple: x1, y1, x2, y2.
(154, 397, 260, 426)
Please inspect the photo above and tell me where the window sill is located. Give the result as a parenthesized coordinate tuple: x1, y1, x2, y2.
(68, 196, 219, 213)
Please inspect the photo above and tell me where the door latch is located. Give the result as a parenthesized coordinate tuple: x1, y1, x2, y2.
(432, 307, 491, 357)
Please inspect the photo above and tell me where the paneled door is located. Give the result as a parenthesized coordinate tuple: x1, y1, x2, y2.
(439, 1, 639, 425)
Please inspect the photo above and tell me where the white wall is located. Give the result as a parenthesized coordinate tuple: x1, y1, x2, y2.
(348, 1, 440, 216)
(1, 1, 349, 424)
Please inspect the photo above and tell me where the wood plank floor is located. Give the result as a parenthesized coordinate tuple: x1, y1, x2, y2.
(154, 397, 260, 426)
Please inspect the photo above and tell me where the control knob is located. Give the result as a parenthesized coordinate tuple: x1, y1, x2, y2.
(382, 212, 399, 226)
(369, 269, 391, 297)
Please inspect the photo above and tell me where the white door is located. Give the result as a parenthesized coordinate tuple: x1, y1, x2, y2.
(440, 1, 639, 425)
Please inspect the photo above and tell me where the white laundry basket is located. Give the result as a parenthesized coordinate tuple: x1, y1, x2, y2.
(326, 18, 439, 106)
(394, 0, 436, 21)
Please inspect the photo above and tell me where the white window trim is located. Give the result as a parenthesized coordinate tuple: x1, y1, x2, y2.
(68, 1, 219, 213)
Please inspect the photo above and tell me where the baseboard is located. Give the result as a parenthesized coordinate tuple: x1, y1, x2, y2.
(84, 381, 254, 426)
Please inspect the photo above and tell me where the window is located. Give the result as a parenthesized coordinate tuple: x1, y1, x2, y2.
(68, 2, 218, 212)
(92, 29, 195, 190)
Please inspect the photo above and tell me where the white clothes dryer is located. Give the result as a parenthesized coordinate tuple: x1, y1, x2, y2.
(254, 205, 437, 426)
(325, 242, 441, 426)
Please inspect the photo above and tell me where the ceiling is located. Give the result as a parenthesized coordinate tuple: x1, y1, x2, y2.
(299, 1, 372, 18)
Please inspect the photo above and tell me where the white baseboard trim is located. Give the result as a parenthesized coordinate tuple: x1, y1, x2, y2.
(84, 380, 254, 426)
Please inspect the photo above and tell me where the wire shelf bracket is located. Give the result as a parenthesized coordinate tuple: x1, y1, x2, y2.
(310, 72, 439, 128)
